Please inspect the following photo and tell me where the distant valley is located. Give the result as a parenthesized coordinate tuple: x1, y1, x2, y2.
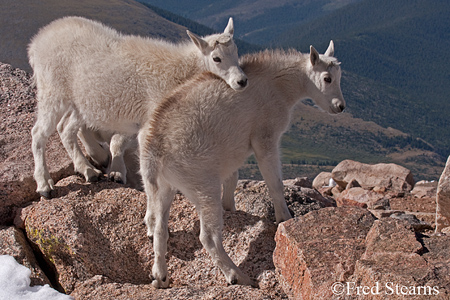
(139, 0, 450, 180)
(0, 0, 448, 181)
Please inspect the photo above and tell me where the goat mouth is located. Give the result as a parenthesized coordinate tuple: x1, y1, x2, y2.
(231, 81, 248, 91)
(329, 106, 344, 114)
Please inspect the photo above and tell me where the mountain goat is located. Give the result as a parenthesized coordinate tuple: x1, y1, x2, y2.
(139, 41, 345, 287)
(28, 16, 247, 197)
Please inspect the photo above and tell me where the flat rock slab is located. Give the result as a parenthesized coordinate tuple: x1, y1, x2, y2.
(20, 176, 287, 298)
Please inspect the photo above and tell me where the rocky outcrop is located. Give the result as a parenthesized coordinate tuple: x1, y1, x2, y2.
(273, 207, 376, 299)
(0, 226, 50, 287)
(234, 178, 335, 223)
(436, 156, 450, 232)
(332, 160, 415, 192)
(1, 62, 449, 299)
(274, 208, 450, 299)
(348, 219, 450, 299)
(9, 175, 333, 299)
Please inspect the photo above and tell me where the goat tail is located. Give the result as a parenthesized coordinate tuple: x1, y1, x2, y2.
(27, 39, 38, 89)
(138, 122, 163, 189)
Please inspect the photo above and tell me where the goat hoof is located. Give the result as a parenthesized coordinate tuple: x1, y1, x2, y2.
(227, 272, 253, 286)
(39, 190, 52, 199)
(108, 172, 125, 184)
(151, 275, 169, 289)
(89, 175, 99, 183)
(85, 168, 103, 183)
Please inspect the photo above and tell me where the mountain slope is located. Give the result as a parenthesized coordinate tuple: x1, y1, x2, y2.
(137, 0, 363, 44)
(0, 0, 188, 71)
(1, 0, 446, 181)
(275, 0, 450, 157)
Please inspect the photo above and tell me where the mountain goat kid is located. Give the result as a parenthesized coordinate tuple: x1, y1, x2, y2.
(139, 41, 345, 287)
(28, 16, 247, 197)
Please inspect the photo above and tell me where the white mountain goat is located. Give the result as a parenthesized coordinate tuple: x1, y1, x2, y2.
(138, 41, 345, 288)
(28, 16, 248, 197)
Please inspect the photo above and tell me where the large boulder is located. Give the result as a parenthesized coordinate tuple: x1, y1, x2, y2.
(331, 160, 415, 192)
(436, 155, 450, 232)
(312, 172, 333, 189)
(335, 187, 386, 209)
(273, 207, 450, 299)
(273, 207, 376, 299)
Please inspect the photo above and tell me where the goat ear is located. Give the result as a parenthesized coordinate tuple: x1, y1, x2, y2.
(224, 17, 234, 36)
(324, 40, 335, 57)
(187, 30, 210, 53)
(310, 45, 320, 66)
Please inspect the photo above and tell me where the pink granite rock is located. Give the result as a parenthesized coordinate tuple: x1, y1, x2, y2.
(235, 179, 335, 223)
(21, 176, 286, 298)
(273, 207, 376, 299)
(332, 160, 415, 192)
(0, 226, 50, 286)
(349, 219, 449, 299)
(335, 187, 385, 209)
(274, 209, 450, 299)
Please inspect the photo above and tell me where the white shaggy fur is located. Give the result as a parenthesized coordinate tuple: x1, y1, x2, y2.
(139, 41, 345, 288)
(28, 16, 247, 197)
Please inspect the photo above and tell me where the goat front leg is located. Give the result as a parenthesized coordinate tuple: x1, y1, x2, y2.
(253, 142, 292, 224)
(58, 111, 103, 183)
(189, 186, 253, 286)
(222, 171, 238, 211)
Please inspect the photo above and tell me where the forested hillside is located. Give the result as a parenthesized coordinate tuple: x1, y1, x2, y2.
(275, 0, 450, 157)
(137, 0, 363, 44)
(1, 0, 447, 180)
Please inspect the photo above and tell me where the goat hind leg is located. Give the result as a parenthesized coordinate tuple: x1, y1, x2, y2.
(78, 126, 110, 172)
(57, 111, 102, 182)
(31, 114, 59, 197)
(108, 133, 131, 184)
(146, 181, 174, 288)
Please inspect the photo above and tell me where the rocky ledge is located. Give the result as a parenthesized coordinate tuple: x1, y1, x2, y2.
(1, 62, 450, 299)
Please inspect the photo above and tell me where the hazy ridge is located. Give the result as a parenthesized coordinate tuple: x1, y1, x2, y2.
(0, 0, 447, 180)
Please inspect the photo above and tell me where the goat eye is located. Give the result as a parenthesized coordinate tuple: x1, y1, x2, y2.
(324, 77, 332, 83)
(213, 57, 222, 63)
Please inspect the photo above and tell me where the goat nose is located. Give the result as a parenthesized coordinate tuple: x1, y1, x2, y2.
(338, 104, 345, 112)
(237, 78, 247, 88)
